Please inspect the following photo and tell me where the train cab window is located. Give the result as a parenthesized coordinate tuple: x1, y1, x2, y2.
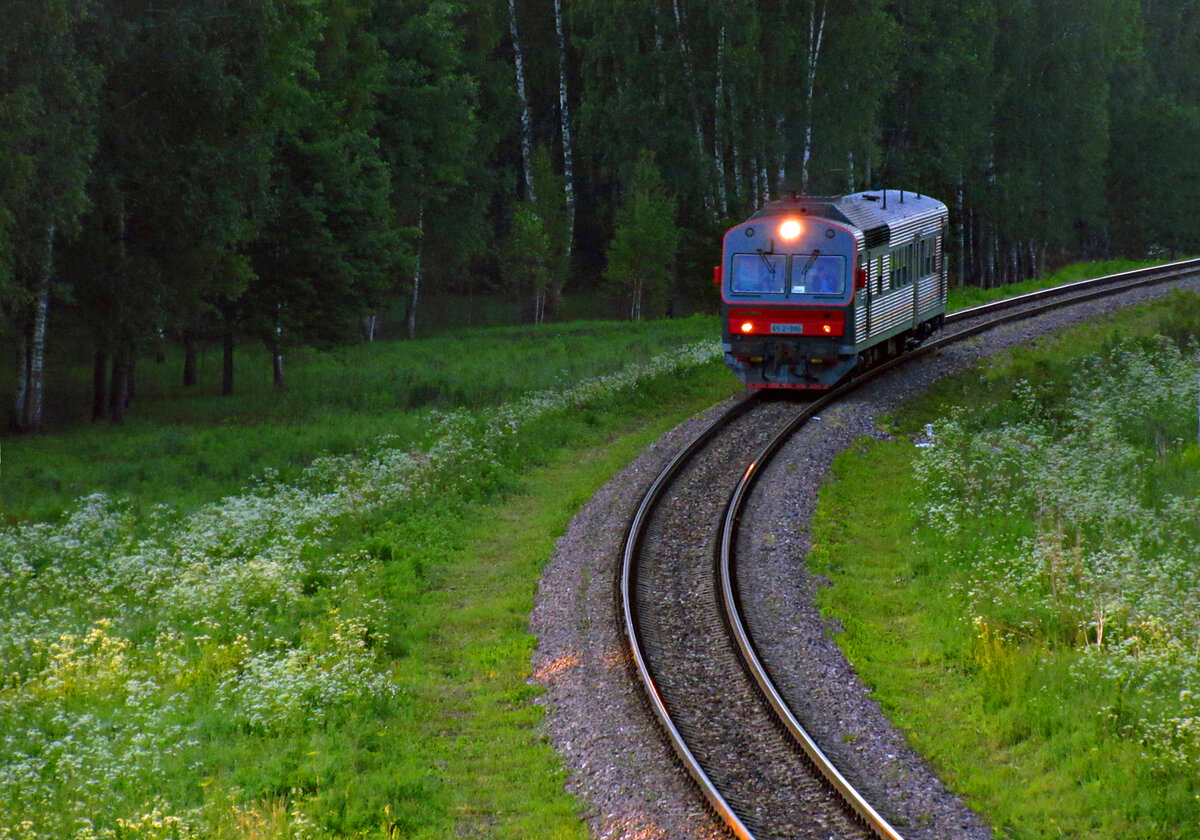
(790, 253, 845, 295)
(730, 253, 786, 294)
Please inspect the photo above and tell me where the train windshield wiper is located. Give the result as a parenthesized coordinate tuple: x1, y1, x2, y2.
(801, 249, 820, 277)
(756, 248, 776, 273)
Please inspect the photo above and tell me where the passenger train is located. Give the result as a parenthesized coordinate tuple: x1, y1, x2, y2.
(717, 190, 949, 389)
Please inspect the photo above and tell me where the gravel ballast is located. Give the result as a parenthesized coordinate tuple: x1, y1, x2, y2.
(530, 278, 1200, 840)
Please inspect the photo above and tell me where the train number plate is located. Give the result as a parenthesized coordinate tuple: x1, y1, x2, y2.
(770, 323, 804, 334)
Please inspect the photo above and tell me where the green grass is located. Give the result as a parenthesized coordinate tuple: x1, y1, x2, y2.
(812, 292, 1200, 839)
(1, 315, 719, 523)
(946, 257, 1190, 312)
(0, 316, 739, 840)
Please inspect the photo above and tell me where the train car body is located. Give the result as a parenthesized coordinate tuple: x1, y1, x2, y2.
(719, 190, 949, 389)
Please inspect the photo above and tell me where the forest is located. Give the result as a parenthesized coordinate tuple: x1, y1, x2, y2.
(3, 0, 1200, 433)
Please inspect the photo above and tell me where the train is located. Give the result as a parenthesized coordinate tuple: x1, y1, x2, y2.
(717, 189, 949, 389)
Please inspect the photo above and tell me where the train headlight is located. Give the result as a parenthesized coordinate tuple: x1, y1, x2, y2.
(740, 321, 755, 334)
(779, 219, 802, 240)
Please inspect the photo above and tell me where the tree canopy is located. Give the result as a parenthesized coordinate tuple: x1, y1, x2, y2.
(4, 0, 1199, 430)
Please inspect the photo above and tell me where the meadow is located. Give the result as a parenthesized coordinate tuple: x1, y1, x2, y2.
(0, 315, 739, 839)
(810, 289, 1200, 838)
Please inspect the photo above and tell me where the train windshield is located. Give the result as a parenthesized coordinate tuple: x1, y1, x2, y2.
(730, 253, 786, 294)
(790, 253, 846, 295)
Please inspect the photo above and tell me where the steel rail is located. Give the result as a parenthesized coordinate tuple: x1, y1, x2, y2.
(619, 392, 762, 840)
(623, 262, 1198, 840)
(945, 257, 1200, 325)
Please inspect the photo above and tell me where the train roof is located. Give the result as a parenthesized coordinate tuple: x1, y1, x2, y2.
(748, 190, 947, 249)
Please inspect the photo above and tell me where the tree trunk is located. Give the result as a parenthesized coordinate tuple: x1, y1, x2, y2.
(12, 322, 29, 432)
(554, 0, 574, 260)
(407, 204, 425, 340)
(221, 331, 234, 396)
(24, 224, 54, 432)
(957, 183, 966, 288)
(714, 24, 728, 217)
(774, 112, 787, 193)
(108, 347, 130, 425)
(183, 329, 199, 386)
(801, 1, 827, 193)
(509, 0, 536, 204)
(273, 346, 285, 389)
(92, 350, 108, 421)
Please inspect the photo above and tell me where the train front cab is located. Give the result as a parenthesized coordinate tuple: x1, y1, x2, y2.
(719, 215, 861, 389)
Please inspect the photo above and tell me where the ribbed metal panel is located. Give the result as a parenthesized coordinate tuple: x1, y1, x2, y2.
(916, 275, 941, 315)
(868, 287, 913, 337)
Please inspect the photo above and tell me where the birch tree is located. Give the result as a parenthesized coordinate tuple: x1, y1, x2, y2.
(373, 0, 476, 339)
(509, 0, 537, 203)
(800, 0, 826, 192)
(554, 0, 576, 260)
(1, 0, 99, 432)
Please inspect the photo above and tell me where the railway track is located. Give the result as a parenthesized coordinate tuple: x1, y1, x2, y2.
(620, 258, 1200, 840)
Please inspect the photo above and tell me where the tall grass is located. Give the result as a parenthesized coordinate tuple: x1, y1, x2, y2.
(2, 316, 719, 522)
(0, 318, 738, 839)
(812, 290, 1200, 838)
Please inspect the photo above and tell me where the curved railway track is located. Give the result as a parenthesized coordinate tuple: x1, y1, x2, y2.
(620, 258, 1200, 840)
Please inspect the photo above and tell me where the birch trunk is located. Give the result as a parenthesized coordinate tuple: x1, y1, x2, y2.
(554, 0, 574, 258)
(11, 225, 55, 432)
(957, 182, 965, 288)
(407, 205, 425, 340)
(801, 1, 826, 193)
(509, 0, 536, 203)
(775, 112, 786, 193)
(714, 25, 728, 216)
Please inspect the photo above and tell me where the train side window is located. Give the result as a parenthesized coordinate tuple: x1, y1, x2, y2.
(730, 253, 786, 294)
(891, 246, 911, 289)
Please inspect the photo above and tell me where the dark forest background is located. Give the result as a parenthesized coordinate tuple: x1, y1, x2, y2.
(4, 0, 1200, 432)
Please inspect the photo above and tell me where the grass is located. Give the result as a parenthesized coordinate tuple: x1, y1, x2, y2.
(811, 290, 1200, 839)
(945, 257, 1189, 312)
(0, 316, 740, 840)
(1, 315, 719, 523)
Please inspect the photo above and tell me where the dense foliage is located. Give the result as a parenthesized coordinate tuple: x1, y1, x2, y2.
(4, 0, 1200, 430)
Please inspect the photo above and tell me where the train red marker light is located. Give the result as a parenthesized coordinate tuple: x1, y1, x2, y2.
(779, 219, 802, 241)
